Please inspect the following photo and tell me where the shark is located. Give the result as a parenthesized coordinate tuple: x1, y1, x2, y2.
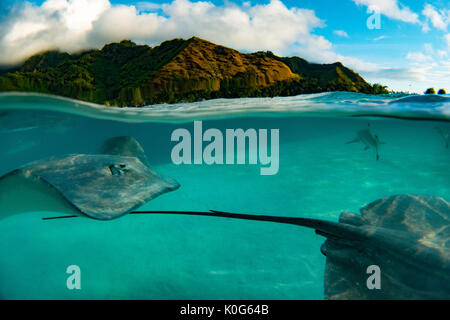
(347, 124, 384, 160)
(436, 127, 450, 149)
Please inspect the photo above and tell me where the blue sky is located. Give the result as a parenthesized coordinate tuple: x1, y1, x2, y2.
(0, 0, 449, 93)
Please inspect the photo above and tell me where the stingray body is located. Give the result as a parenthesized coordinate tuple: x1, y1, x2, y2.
(320, 195, 450, 299)
(0, 136, 179, 220)
(347, 125, 383, 160)
(133, 194, 450, 299)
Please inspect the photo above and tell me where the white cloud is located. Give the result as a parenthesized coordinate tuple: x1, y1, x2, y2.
(87, 4, 166, 43)
(364, 67, 428, 81)
(157, 0, 327, 55)
(437, 49, 448, 58)
(406, 51, 433, 62)
(0, 0, 338, 66)
(422, 4, 449, 31)
(445, 34, 450, 47)
(0, 0, 384, 80)
(352, 0, 419, 24)
(333, 30, 349, 38)
(373, 35, 387, 41)
(1, 0, 447, 93)
(383, 41, 450, 92)
(362, 63, 450, 93)
(1, 0, 111, 65)
(421, 23, 431, 32)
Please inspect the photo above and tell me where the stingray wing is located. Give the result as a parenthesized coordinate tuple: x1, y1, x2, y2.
(323, 194, 450, 299)
(14, 154, 179, 220)
(360, 195, 450, 252)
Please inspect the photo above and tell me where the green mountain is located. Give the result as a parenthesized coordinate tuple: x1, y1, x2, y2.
(260, 52, 375, 93)
(0, 37, 388, 107)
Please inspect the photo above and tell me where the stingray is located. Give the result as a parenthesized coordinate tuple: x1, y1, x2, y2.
(347, 123, 384, 160)
(126, 194, 449, 300)
(0, 136, 179, 220)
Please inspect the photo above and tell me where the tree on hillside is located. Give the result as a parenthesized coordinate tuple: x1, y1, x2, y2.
(372, 83, 389, 94)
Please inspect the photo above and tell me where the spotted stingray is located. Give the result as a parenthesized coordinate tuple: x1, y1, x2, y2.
(0, 136, 179, 220)
(132, 194, 450, 299)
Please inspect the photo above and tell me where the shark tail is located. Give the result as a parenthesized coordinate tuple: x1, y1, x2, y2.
(346, 138, 359, 144)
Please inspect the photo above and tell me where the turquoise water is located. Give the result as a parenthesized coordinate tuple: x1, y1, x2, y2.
(0, 92, 449, 299)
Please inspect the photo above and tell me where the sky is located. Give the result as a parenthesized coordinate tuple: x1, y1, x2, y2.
(0, 0, 449, 93)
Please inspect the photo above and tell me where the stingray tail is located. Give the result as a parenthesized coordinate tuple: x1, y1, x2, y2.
(129, 210, 366, 241)
(42, 215, 78, 220)
(42, 209, 366, 242)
